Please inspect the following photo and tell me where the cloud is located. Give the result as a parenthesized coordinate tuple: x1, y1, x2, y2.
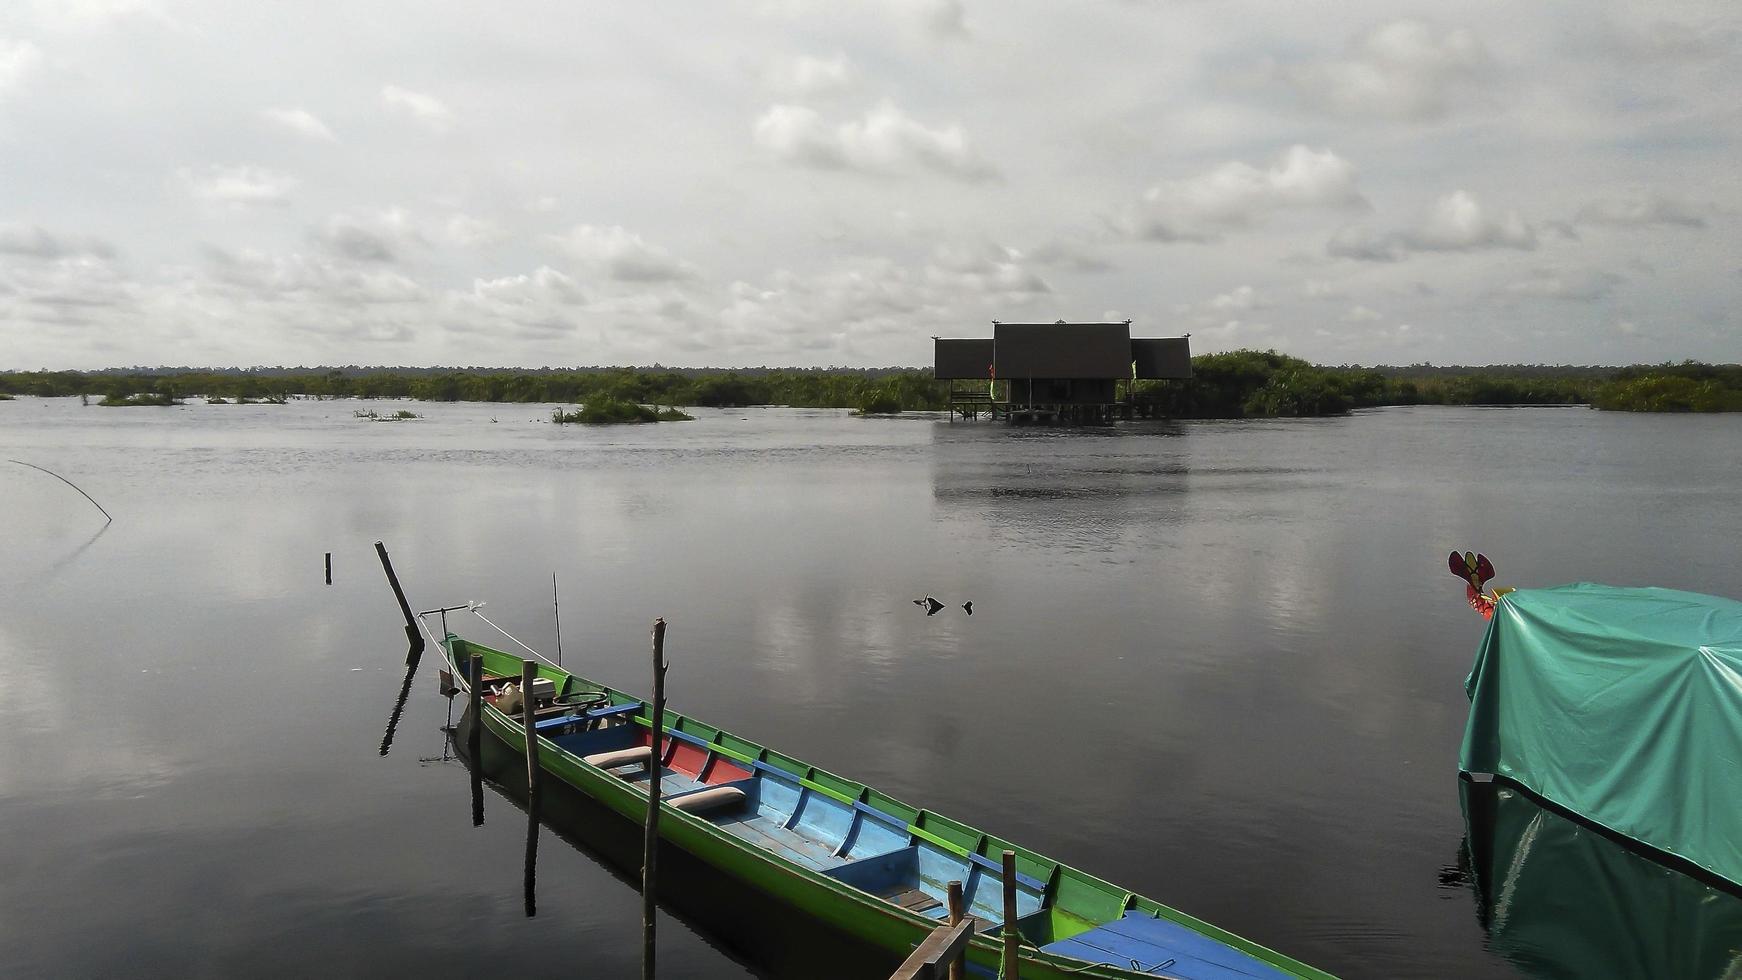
(1502, 267, 1622, 302)
(1575, 194, 1708, 228)
(179, 165, 298, 208)
(442, 213, 507, 248)
(0, 38, 43, 100)
(261, 107, 336, 142)
(312, 214, 402, 262)
(547, 224, 699, 282)
(1342, 305, 1382, 322)
(764, 53, 854, 96)
(924, 242, 1051, 297)
(0, 224, 116, 260)
(1601, 20, 1739, 64)
(1329, 190, 1535, 261)
(381, 85, 453, 131)
(202, 246, 424, 305)
(1123, 145, 1366, 242)
(754, 102, 998, 181)
(443, 267, 587, 340)
(1024, 238, 1114, 273)
(907, 0, 967, 38)
(1248, 20, 1492, 121)
(1207, 285, 1265, 312)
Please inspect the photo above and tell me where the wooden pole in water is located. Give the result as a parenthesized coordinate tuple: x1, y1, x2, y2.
(468, 652, 484, 827)
(521, 660, 540, 802)
(947, 880, 966, 980)
(325, 552, 332, 585)
(373, 540, 424, 658)
(1002, 850, 1020, 979)
(642, 617, 668, 980)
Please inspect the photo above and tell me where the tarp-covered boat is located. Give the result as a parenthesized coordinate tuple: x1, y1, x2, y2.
(439, 631, 1333, 980)
(1457, 578, 1742, 890)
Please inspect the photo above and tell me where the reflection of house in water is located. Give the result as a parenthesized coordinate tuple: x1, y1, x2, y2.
(934, 320, 1191, 424)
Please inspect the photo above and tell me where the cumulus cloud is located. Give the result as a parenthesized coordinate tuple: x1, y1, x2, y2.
(547, 224, 699, 282)
(0, 254, 135, 326)
(443, 267, 587, 340)
(754, 102, 998, 181)
(313, 214, 402, 262)
(1329, 190, 1535, 261)
(1575, 194, 1708, 228)
(442, 213, 508, 247)
(261, 107, 336, 142)
(1502, 267, 1622, 302)
(907, 0, 967, 38)
(180, 165, 298, 208)
(764, 53, 853, 96)
(924, 242, 1051, 297)
(0, 38, 43, 100)
(1248, 20, 1492, 121)
(0, 224, 115, 260)
(381, 85, 453, 131)
(1123, 145, 1366, 242)
(1601, 20, 1738, 64)
(1024, 238, 1114, 273)
(202, 246, 424, 305)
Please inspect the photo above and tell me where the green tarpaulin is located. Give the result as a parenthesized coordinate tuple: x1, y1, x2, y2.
(1460, 582, 1742, 889)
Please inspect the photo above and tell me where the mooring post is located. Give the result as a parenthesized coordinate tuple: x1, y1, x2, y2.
(325, 552, 332, 585)
(373, 540, 424, 658)
(521, 660, 540, 802)
(468, 652, 484, 826)
(642, 617, 668, 980)
(1002, 850, 1020, 979)
(947, 880, 966, 980)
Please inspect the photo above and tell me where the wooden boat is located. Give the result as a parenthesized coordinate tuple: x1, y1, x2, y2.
(442, 631, 1333, 979)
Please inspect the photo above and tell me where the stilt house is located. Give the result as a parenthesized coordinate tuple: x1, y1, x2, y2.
(934, 321, 1191, 423)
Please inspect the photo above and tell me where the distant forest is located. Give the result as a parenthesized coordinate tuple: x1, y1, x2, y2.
(1, 352, 1737, 416)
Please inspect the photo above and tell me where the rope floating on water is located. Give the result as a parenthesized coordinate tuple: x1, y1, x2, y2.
(7, 459, 113, 524)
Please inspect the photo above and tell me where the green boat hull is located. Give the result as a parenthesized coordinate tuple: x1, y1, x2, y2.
(451, 635, 1335, 980)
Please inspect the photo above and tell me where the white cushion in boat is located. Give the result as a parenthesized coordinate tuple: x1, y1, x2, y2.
(669, 786, 746, 813)
(584, 746, 654, 769)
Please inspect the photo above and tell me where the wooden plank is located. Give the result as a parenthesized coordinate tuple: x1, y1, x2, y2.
(887, 919, 975, 980)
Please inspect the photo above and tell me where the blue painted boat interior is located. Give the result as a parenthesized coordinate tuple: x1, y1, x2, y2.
(554, 722, 1044, 930)
(1040, 913, 1295, 979)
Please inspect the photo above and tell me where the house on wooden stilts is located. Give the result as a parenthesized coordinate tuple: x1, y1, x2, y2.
(934, 321, 1191, 424)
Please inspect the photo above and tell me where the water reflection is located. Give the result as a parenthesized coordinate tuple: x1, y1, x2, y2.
(1456, 777, 1742, 978)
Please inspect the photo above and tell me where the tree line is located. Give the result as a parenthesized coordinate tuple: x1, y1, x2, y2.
(1, 354, 1735, 416)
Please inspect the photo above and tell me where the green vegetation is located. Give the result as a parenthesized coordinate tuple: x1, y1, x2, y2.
(354, 408, 422, 420)
(0, 357, 1733, 418)
(855, 387, 904, 415)
(1591, 363, 1742, 413)
(551, 398, 693, 424)
(98, 392, 180, 407)
(0, 392, 13, 400)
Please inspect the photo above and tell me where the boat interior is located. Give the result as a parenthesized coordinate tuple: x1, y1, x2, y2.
(465, 652, 1296, 979)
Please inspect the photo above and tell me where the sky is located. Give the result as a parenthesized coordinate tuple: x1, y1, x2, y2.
(2, 1, 1739, 369)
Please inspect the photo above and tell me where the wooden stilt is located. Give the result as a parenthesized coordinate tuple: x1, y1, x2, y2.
(468, 652, 484, 827)
(521, 659, 539, 801)
(373, 540, 424, 658)
(946, 880, 966, 980)
(1002, 850, 1020, 979)
(642, 618, 668, 980)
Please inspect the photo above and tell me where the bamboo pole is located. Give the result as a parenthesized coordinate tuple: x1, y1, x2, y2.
(469, 652, 484, 827)
(325, 552, 332, 585)
(373, 540, 424, 658)
(521, 660, 540, 802)
(642, 617, 668, 980)
(1002, 850, 1020, 979)
(947, 880, 966, 980)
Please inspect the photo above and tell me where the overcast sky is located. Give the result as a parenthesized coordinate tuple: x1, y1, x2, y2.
(2, 1, 1738, 369)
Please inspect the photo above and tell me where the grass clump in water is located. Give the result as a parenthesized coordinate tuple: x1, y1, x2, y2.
(854, 390, 903, 415)
(552, 398, 691, 424)
(99, 392, 180, 407)
(354, 408, 422, 420)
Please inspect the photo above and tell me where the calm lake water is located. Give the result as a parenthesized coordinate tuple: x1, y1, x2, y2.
(2, 397, 1739, 978)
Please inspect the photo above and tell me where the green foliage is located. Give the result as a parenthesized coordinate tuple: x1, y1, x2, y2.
(1592, 364, 1742, 412)
(0, 392, 13, 400)
(855, 388, 903, 415)
(207, 397, 229, 404)
(551, 397, 681, 423)
(98, 392, 180, 407)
